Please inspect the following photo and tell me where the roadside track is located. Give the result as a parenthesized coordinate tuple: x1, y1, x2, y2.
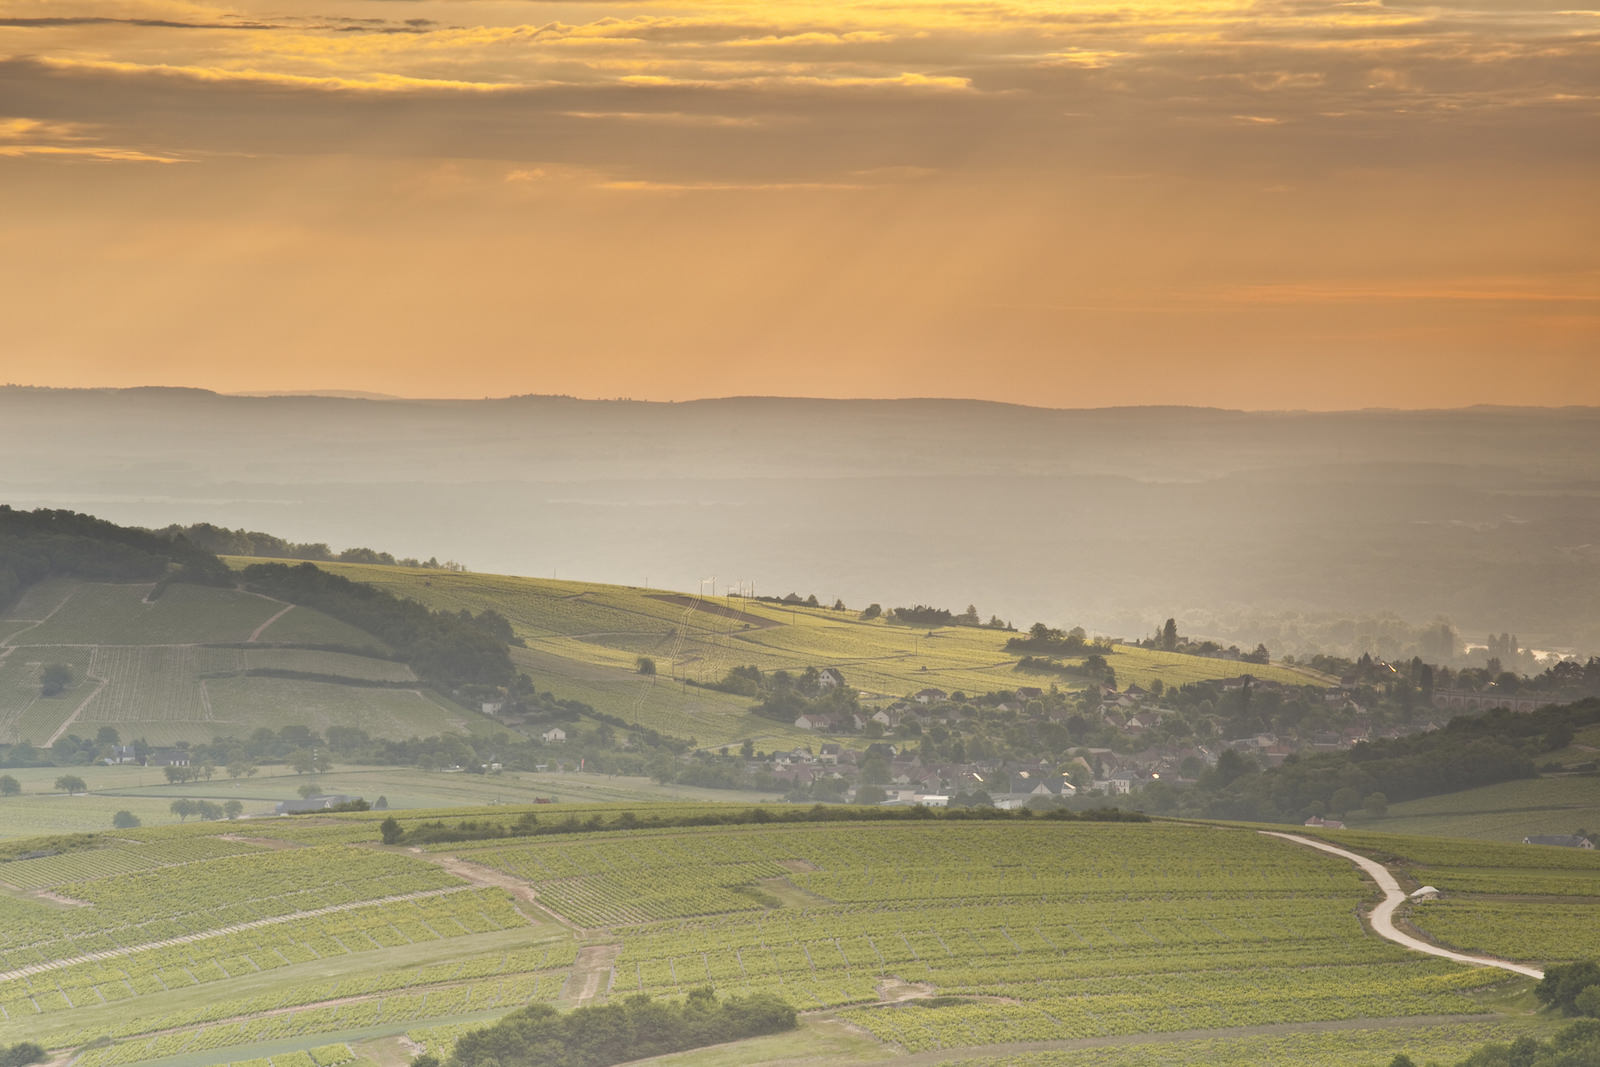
(1261, 831, 1544, 979)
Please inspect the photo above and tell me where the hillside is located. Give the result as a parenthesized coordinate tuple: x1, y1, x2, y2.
(284, 560, 1328, 745)
(0, 576, 491, 750)
(0, 807, 1588, 1066)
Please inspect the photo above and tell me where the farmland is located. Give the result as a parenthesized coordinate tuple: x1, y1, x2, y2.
(1315, 826, 1600, 966)
(0, 578, 494, 747)
(1348, 776, 1600, 842)
(0, 764, 780, 841)
(0, 809, 1583, 1066)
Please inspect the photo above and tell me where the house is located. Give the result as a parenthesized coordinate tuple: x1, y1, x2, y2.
(1410, 886, 1442, 902)
(275, 794, 361, 815)
(481, 701, 504, 715)
(795, 713, 840, 731)
(540, 727, 568, 744)
(818, 743, 843, 764)
(1015, 686, 1044, 701)
(1304, 816, 1345, 829)
(1523, 835, 1594, 849)
(147, 748, 191, 767)
(914, 688, 947, 704)
(817, 667, 847, 691)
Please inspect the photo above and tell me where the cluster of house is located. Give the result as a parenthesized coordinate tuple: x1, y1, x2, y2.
(757, 733, 1216, 806)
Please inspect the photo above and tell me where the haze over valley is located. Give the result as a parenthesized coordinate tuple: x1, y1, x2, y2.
(6, 387, 1598, 659)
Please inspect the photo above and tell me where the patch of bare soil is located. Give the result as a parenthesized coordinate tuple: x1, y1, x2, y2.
(563, 943, 623, 1004)
(874, 978, 936, 1003)
(217, 833, 301, 850)
(34, 890, 91, 908)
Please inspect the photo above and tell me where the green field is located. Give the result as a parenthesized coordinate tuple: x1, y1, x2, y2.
(0, 579, 489, 746)
(1346, 776, 1600, 842)
(0, 764, 780, 841)
(1317, 826, 1600, 969)
(0, 809, 1582, 1066)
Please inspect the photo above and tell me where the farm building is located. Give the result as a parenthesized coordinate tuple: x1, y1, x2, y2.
(1522, 835, 1595, 849)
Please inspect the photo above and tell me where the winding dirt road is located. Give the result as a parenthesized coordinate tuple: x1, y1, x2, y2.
(1261, 831, 1544, 980)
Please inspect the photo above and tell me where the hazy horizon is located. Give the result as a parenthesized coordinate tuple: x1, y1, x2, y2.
(10, 383, 1600, 415)
(6, 387, 1598, 660)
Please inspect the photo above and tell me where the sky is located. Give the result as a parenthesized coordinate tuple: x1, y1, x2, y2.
(1, 0, 1596, 409)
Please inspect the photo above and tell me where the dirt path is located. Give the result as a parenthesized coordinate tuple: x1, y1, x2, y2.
(0, 586, 76, 646)
(563, 943, 622, 1004)
(0, 886, 474, 984)
(249, 603, 295, 642)
(420, 852, 596, 934)
(42, 668, 108, 747)
(1262, 831, 1545, 979)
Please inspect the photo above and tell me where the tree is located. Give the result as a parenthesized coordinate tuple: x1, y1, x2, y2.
(859, 603, 882, 621)
(0, 776, 19, 796)
(224, 800, 243, 820)
(1536, 961, 1600, 1015)
(1161, 618, 1179, 651)
(381, 816, 404, 845)
(112, 810, 140, 829)
(298, 783, 323, 799)
(170, 798, 198, 821)
(95, 725, 120, 746)
(855, 784, 887, 805)
(54, 775, 87, 795)
(1363, 792, 1389, 818)
(40, 663, 71, 696)
(636, 656, 656, 676)
(227, 760, 255, 780)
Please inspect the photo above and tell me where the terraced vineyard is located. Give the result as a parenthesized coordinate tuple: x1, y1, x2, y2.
(0, 578, 493, 747)
(0, 807, 1586, 1065)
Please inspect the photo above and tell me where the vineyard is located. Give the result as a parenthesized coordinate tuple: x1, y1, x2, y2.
(0, 578, 493, 749)
(1312, 826, 1600, 966)
(1, 803, 1586, 1065)
(298, 561, 1328, 747)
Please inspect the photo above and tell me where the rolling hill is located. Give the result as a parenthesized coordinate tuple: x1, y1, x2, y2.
(272, 559, 1329, 749)
(0, 576, 491, 750)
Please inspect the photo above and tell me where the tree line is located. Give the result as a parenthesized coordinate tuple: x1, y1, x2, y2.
(239, 562, 514, 694)
(155, 522, 463, 570)
(0, 506, 230, 610)
(1145, 698, 1600, 823)
(378, 801, 1150, 846)
(444, 987, 796, 1067)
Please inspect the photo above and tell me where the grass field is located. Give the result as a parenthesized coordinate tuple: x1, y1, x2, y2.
(2, 808, 1579, 1066)
(1344, 776, 1600, 842)
(0, 764, 780, 841)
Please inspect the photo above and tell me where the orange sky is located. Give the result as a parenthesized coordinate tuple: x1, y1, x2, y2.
(1, 0, 1596, 408)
